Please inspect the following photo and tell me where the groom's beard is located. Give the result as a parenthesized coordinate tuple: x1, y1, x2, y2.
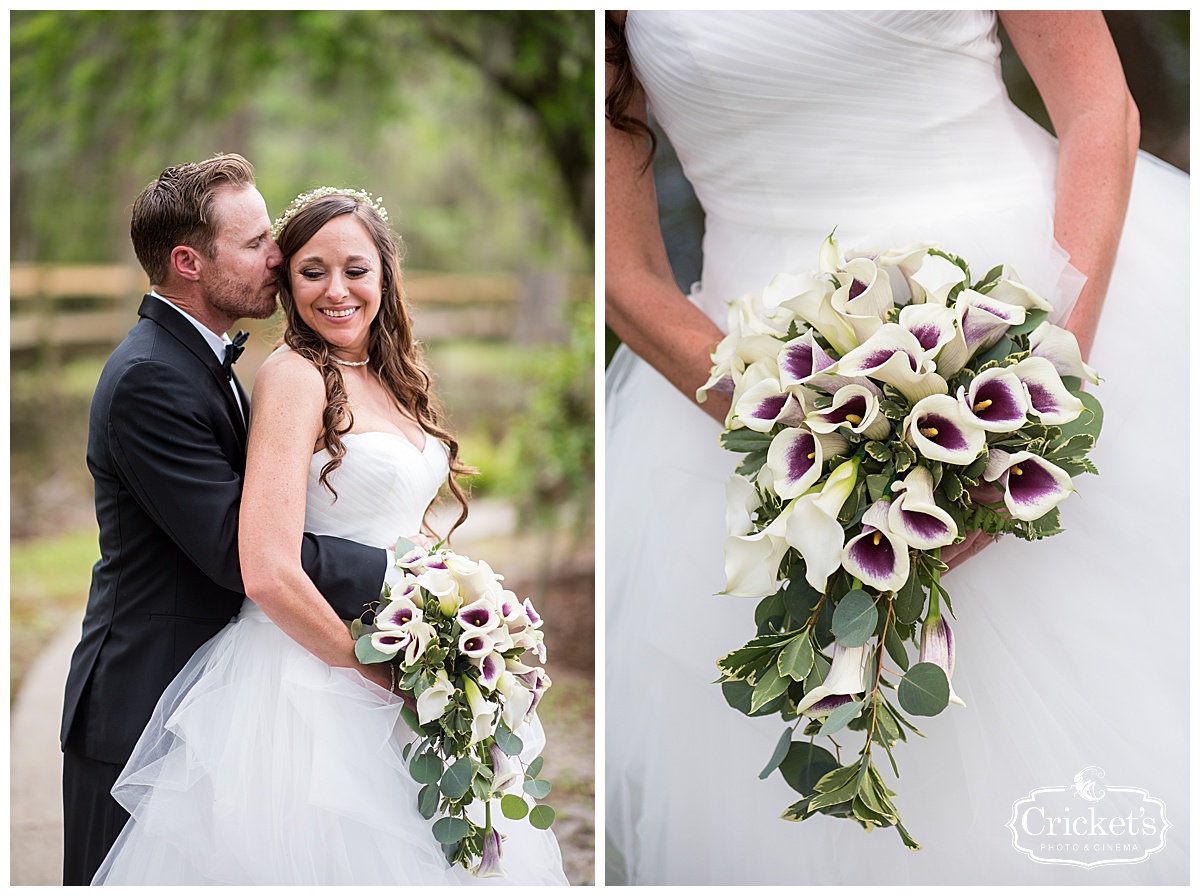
(205, 272, 279, 322)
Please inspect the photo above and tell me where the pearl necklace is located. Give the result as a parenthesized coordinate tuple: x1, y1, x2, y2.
(332, 355, 370, 367)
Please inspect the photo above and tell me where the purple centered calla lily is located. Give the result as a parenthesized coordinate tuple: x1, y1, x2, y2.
(983, 448, 1075, 521)
(898, 301, 959, 365)
(458, 599, 501, 634)
(732, 374, 808, 433)
(1009, 357, 1084, 425)
(834, 323, 948, 402)
(1029, 322, 1100, 385)
(956, 366, 1030, 432)
(888, 466, 958, 550)
(806, 383, 891, 441)
(777, 330, 866, 395)
(830, 256, 893, 345)
(375, 594, 423, 630)
(842, 500, 910, 593)
(765, 426, 848, 500)
(475, 826, 506, 878)
(918, 611, 965, 707)
(794, 642, 873, 717)
(903, 393, 986, 465)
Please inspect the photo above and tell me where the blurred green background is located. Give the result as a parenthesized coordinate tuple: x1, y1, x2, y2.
(10, 10, 595, 885)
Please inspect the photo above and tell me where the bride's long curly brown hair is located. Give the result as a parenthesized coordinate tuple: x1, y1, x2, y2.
(275, 192, 474, 539)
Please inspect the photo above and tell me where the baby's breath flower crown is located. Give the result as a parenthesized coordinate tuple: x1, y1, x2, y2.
(271, 186, 391, 240)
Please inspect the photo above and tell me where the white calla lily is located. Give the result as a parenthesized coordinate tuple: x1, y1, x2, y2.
(983, 267, 1053, 313)
(834, 323, 948, 402)
(416, 668, 456, 725)
(806, 383, 891, 441)
(777, 330, 865, 395)
(830, 256, 893, 345)
(1009, 356, 1084, 425)
(765, 426, 848, 500)
(956, 366, 1030, 432)
(464, 677, 499, 745)
(908, 252, 966, 305)
(898, 301, 959, 361)
(888, 466, 958, 550)
(842, 500, 911, 592)
(904, 393, 986, 465)
(1029, 322, 1101, 385)
(496, 670, 535, 731)
(782, 457, 860, 592)
(794, 642, 873, 717)
(773, 270, 859, 355)
(732, 373, 807, 433)
(983, 449, 1075, 521)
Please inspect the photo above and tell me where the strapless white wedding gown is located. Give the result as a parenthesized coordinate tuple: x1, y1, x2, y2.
(93, 432, 568, 885)
(606, 11, 1188, 885)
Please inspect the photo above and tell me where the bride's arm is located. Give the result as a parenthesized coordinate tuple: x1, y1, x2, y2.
(239, 351, 391, 691)
(605, 11, 730, 424)
(999, 10, 1140, 361)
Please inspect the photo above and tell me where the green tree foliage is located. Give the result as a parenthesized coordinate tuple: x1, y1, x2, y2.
(10, 10, 593, 266)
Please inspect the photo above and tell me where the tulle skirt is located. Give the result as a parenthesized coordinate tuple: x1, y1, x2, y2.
(604, 151, 1190, 884)
(93, 601, 568, 886)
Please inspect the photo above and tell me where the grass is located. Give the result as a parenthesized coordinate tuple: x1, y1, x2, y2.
(10, 526, 100, 702)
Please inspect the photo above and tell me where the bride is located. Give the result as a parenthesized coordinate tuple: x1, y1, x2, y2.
(605, 10, 1187, 885)
(93, 188, 568, 884)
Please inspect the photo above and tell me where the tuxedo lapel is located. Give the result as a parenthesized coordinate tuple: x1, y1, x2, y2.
(137, 295, 249, 444)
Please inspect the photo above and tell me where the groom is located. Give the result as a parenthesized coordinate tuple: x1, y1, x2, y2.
(59, 154, 392, 884)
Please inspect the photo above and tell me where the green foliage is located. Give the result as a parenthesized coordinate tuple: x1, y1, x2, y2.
(10, 10, 593, 265)
(504, 298, 595, 531)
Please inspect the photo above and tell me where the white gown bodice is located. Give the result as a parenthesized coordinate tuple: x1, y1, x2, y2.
(304, 430, 449, 547)
(626, 10, 1077, 324)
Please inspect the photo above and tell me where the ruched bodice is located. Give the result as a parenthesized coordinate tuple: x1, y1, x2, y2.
(304, 431, 449, 549)
(626, 11, 1071, 322)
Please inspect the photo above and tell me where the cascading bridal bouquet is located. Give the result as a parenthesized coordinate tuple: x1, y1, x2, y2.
(701, 232, 1103, 849)
(353, 538, 555, 876)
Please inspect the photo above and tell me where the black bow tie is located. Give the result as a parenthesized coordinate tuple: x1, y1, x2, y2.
(223, 330, 249, 378)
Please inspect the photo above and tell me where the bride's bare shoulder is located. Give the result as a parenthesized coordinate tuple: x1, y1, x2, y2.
(252, 345, 325, 406)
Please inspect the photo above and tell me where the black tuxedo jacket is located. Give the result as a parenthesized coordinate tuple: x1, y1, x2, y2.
(61, 295, 387, 765)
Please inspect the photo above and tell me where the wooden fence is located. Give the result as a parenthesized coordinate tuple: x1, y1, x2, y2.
(10, 264, 588, 362)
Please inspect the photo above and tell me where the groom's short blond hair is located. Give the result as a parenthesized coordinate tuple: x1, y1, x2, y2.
(130, 153, 256, 285)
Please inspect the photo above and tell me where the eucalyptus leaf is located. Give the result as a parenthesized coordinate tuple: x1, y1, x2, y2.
(400, 705, 424, 735)
(418, 782, 440, 819)
(778, 741, 840, 796)
(831, 590, 877, 648)
(529, 805, 556, 830)
(526, 755, 544, 780)
(410, 751, 444, 785)
(354, 638, 394, 665)
(493, 724, 524, 757)
(1007, 308, 1048, 336)
(431, 815, 470, 845)
(523, 778, 552, 799)
(897, 662, 950, 717)
(759, 727, 794, 779)
(439, 757, 475, 800)
(349, 617, 365, 639)
(818, 699, 863, 736)
(501, 793, 530, 820)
